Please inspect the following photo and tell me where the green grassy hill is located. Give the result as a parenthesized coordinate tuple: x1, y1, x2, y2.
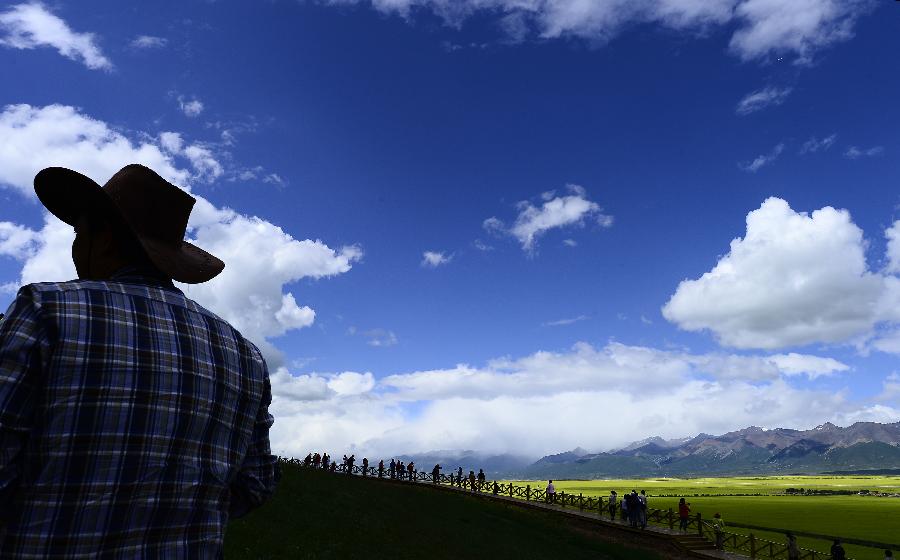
(224, 463, 663, 559)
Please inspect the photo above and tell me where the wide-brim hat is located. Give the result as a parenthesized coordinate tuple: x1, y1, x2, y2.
(34, 164, 224, 283)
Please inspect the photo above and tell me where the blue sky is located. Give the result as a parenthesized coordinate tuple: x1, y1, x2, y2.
(1, 0, 899, 459)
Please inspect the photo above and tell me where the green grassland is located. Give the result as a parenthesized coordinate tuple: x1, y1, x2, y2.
(224, 464, 663, 559)
(507, 476, 900, 560)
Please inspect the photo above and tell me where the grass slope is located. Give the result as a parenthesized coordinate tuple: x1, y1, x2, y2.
(225, 464, 663, 559)
(508, 476, 900, 560)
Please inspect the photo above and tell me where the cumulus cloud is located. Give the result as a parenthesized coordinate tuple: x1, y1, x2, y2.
(178, 96, 205, 118)
(0, 2, 112, 70)
(739, 142, 784, 172)
(799, 134, 837, 154)
(421, 250, 451, 268)
(0, 104, 205, 196)
(0, 222, 39, 260)
(130, 35, 167, 49)
(736, 86, 792, 115)
(319, 0, 873, 64)
(844, 145, 884, 159)
(265, 341, 877, 459)
(0, 103, 361, 371)
(663, 197, 891, 349)
(485, 184, 612, 251)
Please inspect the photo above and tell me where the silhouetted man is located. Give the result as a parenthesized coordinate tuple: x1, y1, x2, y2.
(0, 164, 278, 557)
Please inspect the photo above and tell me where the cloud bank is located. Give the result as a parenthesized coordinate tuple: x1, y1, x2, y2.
(321, 0, 875, 64)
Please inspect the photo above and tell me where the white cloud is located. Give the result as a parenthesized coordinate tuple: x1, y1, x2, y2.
(885, 221, 900, 275)
(879, 373, 900, 403)
(739, 142, 784, 172)
(562, 238, 577, 247)
(662, 197, 888, 349)
(767, 353, 849, 379)
(736, 86, 792, 115)
(0, 104, 189, 197)
(0, 2, 112, 70)
(0, 222, 39, 260)
(130, 35, 167, 49)
(0, 103, 361, 372)
(542, 315, 588, 327)
(421, 250, 451, 268)
(360, 328, 398, 348)
(473, 239, 493, 252)
(844, 145, 884, 159)
(265, 341, 876, 459)
(799, 134, 837, 154)
(178, 97, 205, 118)
(729, 0, 873, 65)
(320, 0, 873, 64)
(327, 371, 376, 396)
(486, 184, 612, 251)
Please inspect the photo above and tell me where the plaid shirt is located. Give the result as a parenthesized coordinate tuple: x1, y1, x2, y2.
(0, 272, 278, 558)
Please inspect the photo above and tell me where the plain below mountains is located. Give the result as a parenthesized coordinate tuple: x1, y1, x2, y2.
(404, 421, 900, 480)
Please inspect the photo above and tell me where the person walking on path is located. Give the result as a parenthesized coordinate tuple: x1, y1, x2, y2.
(389, 459, 396, 479)
(457, 467, 463, 487)
(830, 539, 846, 560)
(432, 464, 441, 484)
(546, 480, 556, 504)
(0, 164, 278, 558)
(678, 498, 691, 532)
(313, 452, 321, 468)
(711, 513, 726, 550)
(362, 457, 369, 476)
(608, 491, 618, 520)
(408, 461, 416, 482)
(477, 469, 486, 491)
(638, 490, 648, 529)
(323, 453, 330, 470)
(469, 471, 477, 492)
(620, 491, 629, 521)
(786, 532, 799, 560)
(378, 459, 385, 478)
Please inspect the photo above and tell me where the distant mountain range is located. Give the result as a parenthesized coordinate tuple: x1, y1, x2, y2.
(400, 422, 900, 479)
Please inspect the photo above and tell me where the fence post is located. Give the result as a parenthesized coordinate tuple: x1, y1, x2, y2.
(559, 491, 565, 507)
(696, 513, 703, 537)
(598, 496, 603, 513)
(508, 483, 513, 497)
(749, 533, 756, 559)
(579, 493, 584, 511)
(668, 508, 674, 530)
(526, 485, 531, 501)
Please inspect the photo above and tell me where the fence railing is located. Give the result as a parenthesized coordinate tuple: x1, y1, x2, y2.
(281, 458, 898, 560)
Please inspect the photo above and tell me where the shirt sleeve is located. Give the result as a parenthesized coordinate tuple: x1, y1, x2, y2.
(228, 370, 279, 519)
(0, 287, 48, 509)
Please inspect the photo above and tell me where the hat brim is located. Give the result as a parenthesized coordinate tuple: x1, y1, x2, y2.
(34, 166, 225, 284)
(34, 167, 114, 226)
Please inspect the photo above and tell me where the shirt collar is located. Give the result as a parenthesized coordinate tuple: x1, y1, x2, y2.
(110, 266, 181, 292)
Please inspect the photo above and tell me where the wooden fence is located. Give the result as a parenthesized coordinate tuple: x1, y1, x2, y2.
(282, 458, 899, 560)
